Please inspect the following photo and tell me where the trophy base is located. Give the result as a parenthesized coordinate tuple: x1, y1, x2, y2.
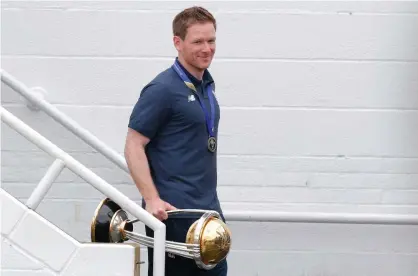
(91, 198, 133, 243)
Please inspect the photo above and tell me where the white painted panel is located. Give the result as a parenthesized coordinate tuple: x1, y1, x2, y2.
(1, 191, 140, 276)
(1, 238, 45, 270)
(0, 270, 56, 276)
(3, 106, 417, 157)
(0, 190, 27, 236)
(1, 166, 131, 184)
(226, 250, 418, 276)
(2, 57, 418, 109)
(2, 9, 418, 60)
(1, 9, 177, 57)
(2, 183, 138, 201)
(217, 155, 418, 174)
(0, 182, 383, 204)
(60, 244, 138, 276)
(219, 186, 381, 204)
(226, 221, 418, 252)
(3, 151, 418, 174)
(9, 211, 78, 271)
(3, 151, 418, 189)
(218, 109, 418, 157)
(3, 0, 418, 14)
(381, 190, 418, 205)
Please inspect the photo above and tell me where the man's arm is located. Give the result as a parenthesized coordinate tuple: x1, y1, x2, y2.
(124, 127, 158, 201)
(124, 128, 176, 220)
(125, 82, 176, 220)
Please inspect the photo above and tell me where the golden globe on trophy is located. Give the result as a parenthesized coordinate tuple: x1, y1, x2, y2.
(90, 198, 232, 270)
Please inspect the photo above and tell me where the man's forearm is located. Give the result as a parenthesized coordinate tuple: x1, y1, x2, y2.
(125, 143, 159, 202)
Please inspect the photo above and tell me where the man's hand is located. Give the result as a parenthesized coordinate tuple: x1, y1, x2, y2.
(145, 197, 177, 221)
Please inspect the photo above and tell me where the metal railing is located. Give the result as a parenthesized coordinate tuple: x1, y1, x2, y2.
(3, 69, 418, 226)
(0, 71, 167, 276)
(225, 210, 418, 225)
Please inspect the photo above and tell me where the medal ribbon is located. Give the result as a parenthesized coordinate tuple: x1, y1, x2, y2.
(172, 59, 215, 138)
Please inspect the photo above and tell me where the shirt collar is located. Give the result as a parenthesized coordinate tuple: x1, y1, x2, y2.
(175, 57, 214, 87)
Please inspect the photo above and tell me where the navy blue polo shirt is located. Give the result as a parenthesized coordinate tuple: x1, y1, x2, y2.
(128, 59, 222, 218)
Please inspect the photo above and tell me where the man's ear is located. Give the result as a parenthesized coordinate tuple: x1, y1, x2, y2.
(173, 36, 182, 51)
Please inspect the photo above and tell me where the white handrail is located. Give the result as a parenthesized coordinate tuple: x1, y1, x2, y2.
(225, 210, 418, 225)
(0, 106, 167, 276)
(3, 69, 418, 226)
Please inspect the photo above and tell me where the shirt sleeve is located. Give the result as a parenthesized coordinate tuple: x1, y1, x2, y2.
(128, 82, 172, 140)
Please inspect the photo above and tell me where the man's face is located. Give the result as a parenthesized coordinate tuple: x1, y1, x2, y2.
(174, 22, 216, 70)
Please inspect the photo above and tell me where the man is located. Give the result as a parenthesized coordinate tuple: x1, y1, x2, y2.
(124, 6, 227, 276)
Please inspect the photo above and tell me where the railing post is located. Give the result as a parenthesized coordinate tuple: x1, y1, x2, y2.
(26, 159, 66, 210)
(153, 226, 166, 276)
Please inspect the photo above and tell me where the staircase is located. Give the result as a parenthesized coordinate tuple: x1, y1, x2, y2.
(1, 188, 140, 275)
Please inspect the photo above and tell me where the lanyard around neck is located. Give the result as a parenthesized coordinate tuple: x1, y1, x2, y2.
(172, 60, 216, 138)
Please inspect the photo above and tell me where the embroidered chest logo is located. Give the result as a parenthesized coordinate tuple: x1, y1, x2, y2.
(188, 94, 196, 102)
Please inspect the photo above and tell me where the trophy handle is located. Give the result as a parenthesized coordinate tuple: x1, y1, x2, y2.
(127, 209, 219, 224)
(167, 209, 218, 216)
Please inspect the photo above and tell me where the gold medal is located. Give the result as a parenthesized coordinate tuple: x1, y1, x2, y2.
(208, 137, 217, 153)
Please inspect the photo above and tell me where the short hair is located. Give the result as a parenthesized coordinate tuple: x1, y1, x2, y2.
(172, 6, 217, 40)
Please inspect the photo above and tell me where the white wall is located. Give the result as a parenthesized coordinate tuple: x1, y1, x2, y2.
(1, 189, 140, 275)
(2, 1, 418, 275)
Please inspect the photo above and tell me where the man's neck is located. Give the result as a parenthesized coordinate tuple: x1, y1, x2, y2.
(177, 56, 204, 81)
